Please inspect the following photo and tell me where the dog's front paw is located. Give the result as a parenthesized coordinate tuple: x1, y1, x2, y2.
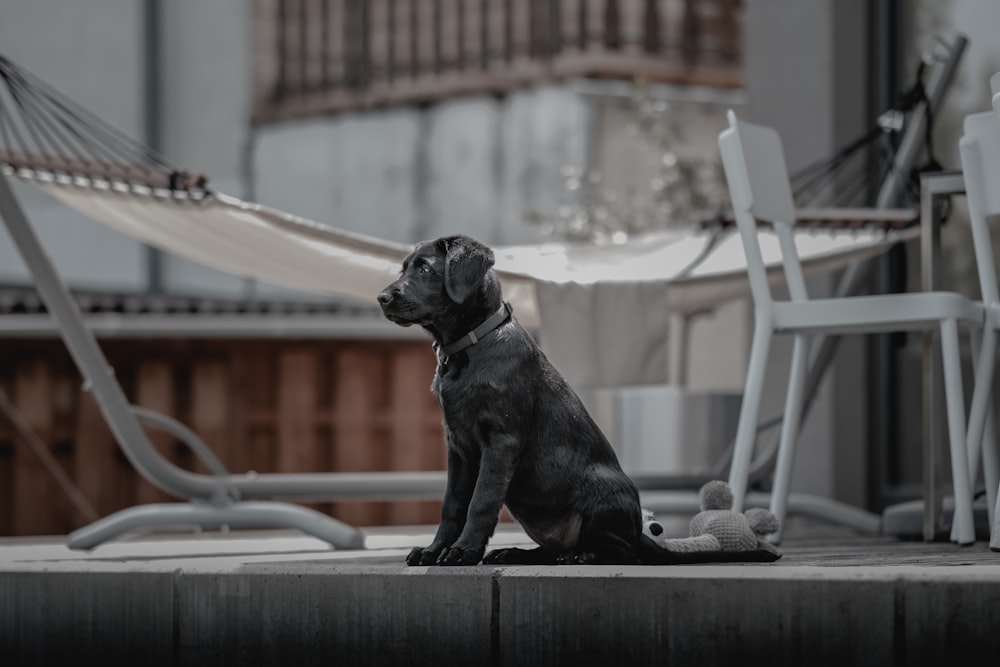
(406, 546, 442, 566)
(482, 548, 515, 565)
(436, 545, 484, 566)
(556, 551, 598, 565)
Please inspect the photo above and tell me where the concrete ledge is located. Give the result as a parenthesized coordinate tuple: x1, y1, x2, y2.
(2, 532, 1000, 665)
(174, 566, 495, 665)
(1, 571, 175, 664)
(4, 562, 1000, 665)
(498, 566, 1000, 665)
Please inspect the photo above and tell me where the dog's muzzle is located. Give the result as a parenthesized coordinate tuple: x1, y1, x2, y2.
(378, 287, 416, 325)
(377, 287, 398, 307)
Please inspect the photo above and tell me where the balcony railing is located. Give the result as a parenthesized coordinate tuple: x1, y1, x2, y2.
(253, 0, 743, 124)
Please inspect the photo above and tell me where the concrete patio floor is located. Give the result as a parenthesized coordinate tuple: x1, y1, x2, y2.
(1, 521, 999, 666)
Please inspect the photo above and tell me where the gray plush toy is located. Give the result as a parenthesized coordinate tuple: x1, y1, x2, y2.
(642, 480, 781, 559)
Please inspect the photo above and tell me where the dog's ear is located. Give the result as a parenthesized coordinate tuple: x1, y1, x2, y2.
(442, 236, 495, 304)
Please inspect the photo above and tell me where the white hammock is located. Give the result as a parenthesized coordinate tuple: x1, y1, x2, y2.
(25, 169, 915, 331)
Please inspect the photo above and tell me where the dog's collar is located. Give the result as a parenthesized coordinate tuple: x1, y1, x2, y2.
(436, 302, 512, 360)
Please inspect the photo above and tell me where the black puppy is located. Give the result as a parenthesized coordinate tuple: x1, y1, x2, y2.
(378, 234, 653, 566)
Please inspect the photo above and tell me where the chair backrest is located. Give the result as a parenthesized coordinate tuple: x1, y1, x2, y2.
(718, 110, 808, 307)
(959, 108, 1000, 304)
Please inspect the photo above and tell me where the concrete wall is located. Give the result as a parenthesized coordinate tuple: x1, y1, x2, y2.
(744, 0, 871, 505)
(158, 0, 256, 298)
(0, 0, 255, 297)
(252, 86, 586, 249)
(0, 0, 147, 291)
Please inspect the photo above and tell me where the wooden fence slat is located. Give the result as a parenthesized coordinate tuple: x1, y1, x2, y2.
(277, 348, 319, 473)
(0, 384, 96, 531)
(419, 352, 446, 525)
(0, 374, 10, 533)
(134, 361, 179, 505)
(277, 347, 324, 516)
(52, 374, 90, 530)
(331, 346, 388, 526)
(241, 344, 276, 476)
(74, 390, 126, 520)
(387, 345, 442, 524)
(0, 436, 11, 536)
(12, 361, 60, 535)
(189, 360, 231, 474)
(0, 377, 16, 535)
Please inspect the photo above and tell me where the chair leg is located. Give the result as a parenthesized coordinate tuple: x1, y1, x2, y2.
(972, 327, 1000, 537)
(769, 334, 810, 543)
(729, 323, 773, 513)
(952, 327, 995, 542)
(992, 480, 1000, 551)
(940, 320, 975, 545)
(965, 328, 994, 476)
(978, 330, 1000, 535)
(985, 413, 999, 538)
(970, 328, 997, 483)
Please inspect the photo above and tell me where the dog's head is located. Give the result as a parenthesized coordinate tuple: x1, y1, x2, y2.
(378, 235, 497, 328)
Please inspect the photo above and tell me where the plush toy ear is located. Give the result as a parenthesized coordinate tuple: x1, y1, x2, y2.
(744, 507, 780, 537)
(699, 480, 734, 511)
(442, 236, 495, 304)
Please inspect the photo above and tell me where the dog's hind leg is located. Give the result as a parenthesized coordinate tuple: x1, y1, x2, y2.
(483, 546, 557, 565)
(556, 509, 640, 565)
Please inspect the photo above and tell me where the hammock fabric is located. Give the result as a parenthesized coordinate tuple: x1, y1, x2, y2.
(15, 176, 915, 323)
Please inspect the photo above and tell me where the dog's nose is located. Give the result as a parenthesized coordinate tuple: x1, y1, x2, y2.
(377, 289, 395, 305)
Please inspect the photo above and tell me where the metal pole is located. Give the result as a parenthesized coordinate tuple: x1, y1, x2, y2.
(0, 171, 218, 501)
(143, 0, 164, 293)
(875, 34, 967, 208)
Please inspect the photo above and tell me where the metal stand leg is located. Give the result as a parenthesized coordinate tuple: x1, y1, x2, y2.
(67, 501, 366, 550)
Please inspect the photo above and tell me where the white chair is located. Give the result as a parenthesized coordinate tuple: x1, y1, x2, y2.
(718, 110, 982, 544)
(957, 99, 1000, 551)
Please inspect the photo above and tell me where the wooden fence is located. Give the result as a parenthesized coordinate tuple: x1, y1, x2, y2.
(0, 338, 447, 537)
(253, 0, 743, 123)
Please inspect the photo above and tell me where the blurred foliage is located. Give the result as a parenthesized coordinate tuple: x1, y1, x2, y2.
(526, 83, 729, 243)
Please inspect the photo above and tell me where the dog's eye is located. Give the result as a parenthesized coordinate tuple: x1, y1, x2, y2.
(418, 263, 433, 274)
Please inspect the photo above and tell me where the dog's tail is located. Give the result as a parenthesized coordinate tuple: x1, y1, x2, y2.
(637, 534, 782, 565)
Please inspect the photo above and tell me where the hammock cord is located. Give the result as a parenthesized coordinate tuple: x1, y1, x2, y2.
(0, 54, 205, 190)
(789, 57, 941, 211)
